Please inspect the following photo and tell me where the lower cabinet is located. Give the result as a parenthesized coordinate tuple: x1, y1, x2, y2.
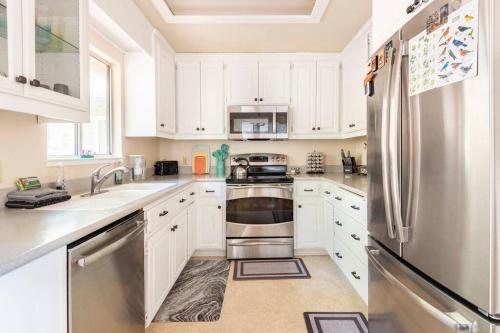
(172, 210, 189, 280)
(0, 248, 67, 333)
(295, 198, 323, 250)
(187, 202, 197, 258)
(323, 200, 335, 257)
(196, 199, 225, 250)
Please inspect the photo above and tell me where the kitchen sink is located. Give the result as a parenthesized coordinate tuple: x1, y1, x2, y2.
(38, 182, 177, 211)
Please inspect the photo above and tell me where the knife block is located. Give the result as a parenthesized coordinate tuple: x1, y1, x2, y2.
(342, 157, 358, 174)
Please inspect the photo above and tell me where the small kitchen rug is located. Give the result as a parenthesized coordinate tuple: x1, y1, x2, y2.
(304, 312, 368, 333)
(153, 259, 230, 322)
(233, 258, 311, 280)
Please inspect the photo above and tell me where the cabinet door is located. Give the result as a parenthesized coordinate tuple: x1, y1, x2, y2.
(0, 248, 67, 333)
(0, 0, 23, 95)
(316, 61, 340, 134)
(226, 61, 258, 105)
(372, 0, 407, 50)
(176, 61, 201, 134)
(200, 61, 225, 135)
(172, 210, 188, 281)
(146, 223, 172, 321)
(342, 23, 370, 134)
(290, 61, 316, 135)
(156, 35, 176, 136)
(258, 61, 290, 105)
(323, 201, 335, 257)
(22, 0, 89, 111)
(296, 199, 322, 249)
(187, 202, 197, 258)
(196, 200, 224, 250)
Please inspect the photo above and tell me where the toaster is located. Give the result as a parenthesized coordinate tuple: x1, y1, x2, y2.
(154, 161, 178, 176)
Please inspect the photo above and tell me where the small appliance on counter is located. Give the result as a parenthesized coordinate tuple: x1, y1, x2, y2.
(154, 160, 178, 176)
(341, 149, 358, 174)
(306, 151, 325, 174)
(127, 155, 146, 181)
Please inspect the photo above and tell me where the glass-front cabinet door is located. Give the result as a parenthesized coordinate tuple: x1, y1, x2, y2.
(22, 0, 88, 111)
(0, 0, 23, 94)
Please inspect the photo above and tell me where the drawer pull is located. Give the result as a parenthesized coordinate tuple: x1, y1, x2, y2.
(335, 221, 343, 226)
(170, 226, 175, 232)
(218, 205, 222, 209)
(334, 196, 342, 201)
(351, 271, 361, 280)
(335, 252, 343, 259)
(205, 190, 216, 193)
(350, 205, 361, 211)
(190, 192, 196, 196)
(179, 198, 186, 203)
(304, 189, 314, 192)
(298, 205, 302, 208)
(159, 210, 169, 217)
(324, 191, 331, 195)
(351, 234, 361, 241)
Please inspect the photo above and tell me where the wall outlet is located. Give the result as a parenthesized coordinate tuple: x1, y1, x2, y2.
(182, 157, 188, 165)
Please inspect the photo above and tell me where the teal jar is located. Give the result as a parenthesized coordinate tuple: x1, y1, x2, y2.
(216, 160, 225, 177)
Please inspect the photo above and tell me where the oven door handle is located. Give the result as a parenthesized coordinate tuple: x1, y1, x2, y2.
(227, 185, 293, 190)
(229, 241, 293, 246)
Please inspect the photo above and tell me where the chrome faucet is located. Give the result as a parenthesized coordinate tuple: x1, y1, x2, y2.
(89, 164, 129, 196)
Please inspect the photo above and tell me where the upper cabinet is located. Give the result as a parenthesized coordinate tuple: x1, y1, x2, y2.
(0, 0, 89, 122)
(125, 31, 176, 138)
(226, 61, 290, 106)
(341, 21, 371, 137)
(175, 59, 225, 139)
(290, 59, 341, 139)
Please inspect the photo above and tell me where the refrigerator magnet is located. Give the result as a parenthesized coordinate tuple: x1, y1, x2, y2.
(370, 56, 379, 72)
(378, 48, 386, 69)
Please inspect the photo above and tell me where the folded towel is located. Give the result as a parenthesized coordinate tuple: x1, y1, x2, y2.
(5, 195, 71, 209)
(7, 188, 69, 203)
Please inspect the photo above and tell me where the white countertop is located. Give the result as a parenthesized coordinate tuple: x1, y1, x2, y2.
(0, 172, 365, 276)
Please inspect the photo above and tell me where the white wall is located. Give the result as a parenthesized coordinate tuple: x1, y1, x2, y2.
(159, 137, 367, 168)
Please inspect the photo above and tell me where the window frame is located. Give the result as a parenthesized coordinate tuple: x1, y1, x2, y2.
(47, 53, 114, 162)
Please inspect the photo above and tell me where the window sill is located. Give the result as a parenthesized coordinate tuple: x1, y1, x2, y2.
(46, 156, 124, 167)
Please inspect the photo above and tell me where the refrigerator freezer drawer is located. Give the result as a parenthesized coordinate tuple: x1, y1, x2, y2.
(367, 238, 495, 333)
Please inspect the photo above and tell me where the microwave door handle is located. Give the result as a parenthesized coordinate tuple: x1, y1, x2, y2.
(382, 47, 396, 240)
(366, 247, 478, 333)
(389, 45, 409, 243)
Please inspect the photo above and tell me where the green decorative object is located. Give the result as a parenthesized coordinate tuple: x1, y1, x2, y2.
(212, 144, 229, 177)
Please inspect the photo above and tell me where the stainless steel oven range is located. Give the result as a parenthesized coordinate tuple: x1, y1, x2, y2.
(225, 153, 294, 259)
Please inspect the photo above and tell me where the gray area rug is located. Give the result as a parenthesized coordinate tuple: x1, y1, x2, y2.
(153, 259, 230, 322)
(233, 258, 311, 280)
(304, 312, 368, 333)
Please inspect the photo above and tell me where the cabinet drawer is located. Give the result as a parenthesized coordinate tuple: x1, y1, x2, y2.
(334, 210, 368, 264)
(341, 189, 367, 225)
(146, 198, 177, 235)
(184, 185, 197, 203)
(296, 181, 320, 197)
(321, 182, 336, 202)
(198, 182, 224, 198)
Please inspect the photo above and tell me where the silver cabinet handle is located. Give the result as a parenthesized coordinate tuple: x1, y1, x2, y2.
(77, 223, 143, 268)
(366, 247, 478, 333)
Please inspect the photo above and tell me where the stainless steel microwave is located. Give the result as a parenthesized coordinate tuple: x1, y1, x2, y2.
(227, 105, 288, 140)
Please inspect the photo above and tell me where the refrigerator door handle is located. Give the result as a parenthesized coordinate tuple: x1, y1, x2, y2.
(381, 47, 397, 240)
(366, 247, 478, 333)
(389, 45, 409, 243)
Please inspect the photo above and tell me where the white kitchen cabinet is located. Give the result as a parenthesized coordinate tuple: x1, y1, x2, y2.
(0, 247, 67, 333)
(295, 198, 323, 250)
(187, 201, 197, 258)
(226, 61, 290, 105)
(315, 61, 340, 134)
(342, 21, 371, 136)
(226, 61, 259, 105)
(172, 210, 188, 281)
(196, 199, 225, 250)
(290, 61, 317, 135)
(258, 61, 290, 105)
(201, 62, 225, 135)
(176, 61, 201, 135)
(290, 60, 341, 138)
(176, 60, 226, 139)
(0, 0, 89, 122)
(323, 200, 335, 258)
(146, 221, 173, 324)
(125, 31, 176, 138)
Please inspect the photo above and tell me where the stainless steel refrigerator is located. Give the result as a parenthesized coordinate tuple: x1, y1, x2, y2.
(367, 0, 500, 332)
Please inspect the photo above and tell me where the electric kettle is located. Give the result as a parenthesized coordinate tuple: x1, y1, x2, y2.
(234, 158, 249, 179)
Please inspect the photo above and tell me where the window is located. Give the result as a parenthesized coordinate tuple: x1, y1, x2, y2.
(47, 56, 112, 158)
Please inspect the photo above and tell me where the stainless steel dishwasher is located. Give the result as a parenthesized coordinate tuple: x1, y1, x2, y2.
(68, 210, 145, 333)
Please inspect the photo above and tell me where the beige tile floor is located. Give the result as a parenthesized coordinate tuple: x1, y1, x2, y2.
(147, 256, 367, 333)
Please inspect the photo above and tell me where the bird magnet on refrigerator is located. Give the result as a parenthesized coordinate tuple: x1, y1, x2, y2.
(364, 72, 377, 97)
(377, 48, 386, 69)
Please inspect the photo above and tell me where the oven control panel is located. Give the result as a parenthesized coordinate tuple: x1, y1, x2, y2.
(230, 153, 288, 166)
